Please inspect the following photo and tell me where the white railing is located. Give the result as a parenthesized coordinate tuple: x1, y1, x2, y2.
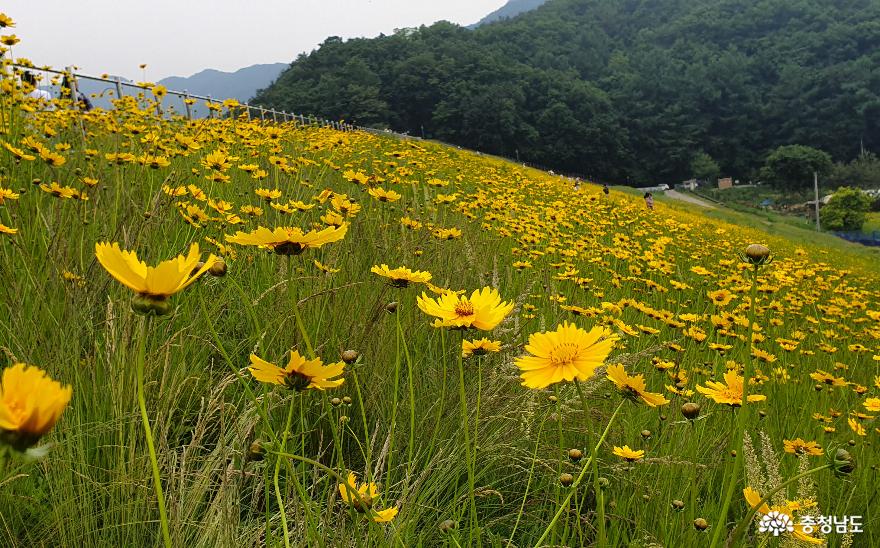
(10, 63, 414, 139)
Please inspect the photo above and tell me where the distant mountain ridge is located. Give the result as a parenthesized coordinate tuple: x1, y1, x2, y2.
(470, 0, 548, 27)
(157, 63, 288, 104)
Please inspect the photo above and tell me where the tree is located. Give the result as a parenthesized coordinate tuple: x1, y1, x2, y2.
(819, 186, 872, 231)
(690, 152, 720, 183)
(760, 145, 833, 190)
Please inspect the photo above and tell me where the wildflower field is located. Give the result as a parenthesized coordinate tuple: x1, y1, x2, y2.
(2, 31, 880, 548)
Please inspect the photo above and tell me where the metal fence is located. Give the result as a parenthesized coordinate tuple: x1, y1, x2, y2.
(10, 63, 412, 139)
(833, 230, 880, 247)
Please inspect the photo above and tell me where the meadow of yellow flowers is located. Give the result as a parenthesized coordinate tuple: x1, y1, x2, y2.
(0, 15, 879, 548)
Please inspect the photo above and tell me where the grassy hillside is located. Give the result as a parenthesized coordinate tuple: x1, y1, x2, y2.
(3, 65, 880, 547)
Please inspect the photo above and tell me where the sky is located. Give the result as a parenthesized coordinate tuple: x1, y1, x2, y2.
(4, 0, 506, 81)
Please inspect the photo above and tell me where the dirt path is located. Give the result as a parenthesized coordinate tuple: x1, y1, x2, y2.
(665, 189, 717, 209)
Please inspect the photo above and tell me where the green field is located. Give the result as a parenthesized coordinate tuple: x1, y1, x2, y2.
(1, 72, 879, 548)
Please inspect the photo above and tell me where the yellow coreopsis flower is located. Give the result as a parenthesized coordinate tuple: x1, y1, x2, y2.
(0, 222, 17, 235)
(612, 445, 645, 462)
(696, 370, 766, 406)
(248, 351, 344, 391)
(226, 224, 348, 255)
(462, 338, 502, 358)
(783, 438, 823, 456)
(95, 242, 216, 314)
(864, 398, 880, 412)
(367, 187, 401, 202)
(0, 363, 72, 450)
(338, 472, 398, 523)
(514, 321, 619, 389)
(743, 488, 823, 545)
(371, 264, 432, 287)
(417, 287, 513, 330)
(606, 364, 669, 407)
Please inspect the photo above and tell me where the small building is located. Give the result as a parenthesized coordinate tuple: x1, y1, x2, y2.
(718, 177, 733, 189)
(678, 179, 698, 191)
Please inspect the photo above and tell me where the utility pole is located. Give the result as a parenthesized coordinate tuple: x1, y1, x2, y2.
(814, 170, 821, 231)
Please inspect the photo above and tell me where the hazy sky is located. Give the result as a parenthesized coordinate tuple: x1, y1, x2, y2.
(5, 0, 506, 80)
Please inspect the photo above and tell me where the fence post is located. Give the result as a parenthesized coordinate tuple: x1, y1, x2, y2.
(271, 109, 277, 123)
(65, 67, 80, 111)
(207, 95, 214, 119)
(183, 89, 193, 120)
(114, 77, 124, 99)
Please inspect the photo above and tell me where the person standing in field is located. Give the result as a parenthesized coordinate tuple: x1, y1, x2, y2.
(603, 183, 609, 196)
(644, 192, 654, 210)
(22, 71, 53, 107)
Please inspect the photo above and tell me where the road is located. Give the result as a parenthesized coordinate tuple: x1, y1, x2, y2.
(664, 190, 717, 209)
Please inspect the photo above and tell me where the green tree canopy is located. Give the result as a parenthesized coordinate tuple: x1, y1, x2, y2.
(690, 152, 720, 184)
(819, 186, 873, 231)
(760, 145, 833, 190)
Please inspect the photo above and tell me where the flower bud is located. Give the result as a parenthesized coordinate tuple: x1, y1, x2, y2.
(640, 430, 652, 439)
(209, 260, 227, 277)
(568, 448, 583, 462)
(693, 518, 709, 531)
(342, 396, 352, 405)
(832, 448, 855, 477)
(330, 397, 342, 407)
(597, 477, 609, 489)
(248, 441, 266, 461)
(672, 499, 685, 511)
(439, 519, 456, 533)
(341, 350, 359, 364)
(385, 301, 398, 314)
(131, 294, 172, 316)
(681, 402, 701, 420)
(742, 244, 771, 266)
(559, 473, 574, 487)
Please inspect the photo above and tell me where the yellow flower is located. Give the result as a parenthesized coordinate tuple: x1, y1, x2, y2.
(514, 321, 619, 389)
(612, 445, 645, 461)
(226, 224, 348, 255)
(313, 260, 340, 274)
(864, 398, 880, 412)
(248, 351, 344, 391)
(696, 370, 766, 406)
(0, 222, 17, 235)
(0, 13, 15, 28)
(462, 338, 502, 358)
(367, 187, 401, 202)
(95, 242, 216, 306)
(417, 287, 513, 330)
(371, 264, 432, 287)
(606, 364, 669, 407)
(39, 182, 78, 199)
(783, 438, 823, 456)
(0, 34, 19, 46)
(743, 488, 823, 545)
(847, 417, 866, 436)
(707, 289, 735, 306)
(338, 472, 398, 523)
(0, 363, 72, 450)
(0, 187, 19, 204)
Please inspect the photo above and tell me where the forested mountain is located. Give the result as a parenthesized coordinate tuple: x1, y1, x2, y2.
(253, 0, 880, 184)
(469, 0, 548, 27)
(158, 63, 287, 104)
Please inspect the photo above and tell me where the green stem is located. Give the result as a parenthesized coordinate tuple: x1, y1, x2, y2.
(396, 307, 416, 468)
(456, 332, 479, 544)
(575, 380, 605, 547)
(533, 399, 625, 548)
(135, 317, 172, 548)
(710, 264, 760, 548)
(273, 394, 297, 548)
